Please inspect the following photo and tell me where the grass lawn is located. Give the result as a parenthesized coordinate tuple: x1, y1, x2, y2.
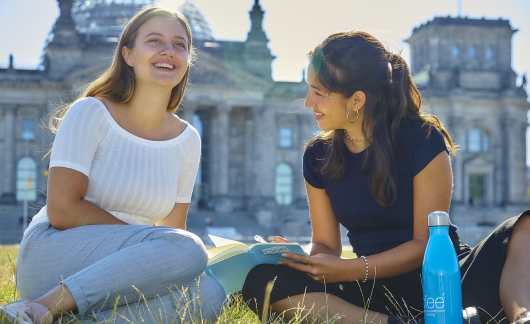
(0, 246, 18, 267)
(0, 245, 359, 324)
(0, 245, 18, 306)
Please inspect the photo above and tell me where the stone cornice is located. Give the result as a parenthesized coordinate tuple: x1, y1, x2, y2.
(408, 16, 514, 40)
(0, 104, 17, 112)
(0, 81, 46, 90)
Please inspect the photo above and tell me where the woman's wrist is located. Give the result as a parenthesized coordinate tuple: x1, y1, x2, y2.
(359, 255, 369, 282)
(343, 257, 370, 282)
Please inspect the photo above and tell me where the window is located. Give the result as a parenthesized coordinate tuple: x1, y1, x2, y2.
(21, 118, 35, 140)
(468, 128, 481, 152)
(461, 127, 490, 152)
(485, 45, 494, 61)
(469, 174, 485, 207)
(469, 45, 477, 60)
(279, 127, 293, 148)
(275, 163, 293, 205)
(16, 157, 37, 202)
(452, 44, 460, 59)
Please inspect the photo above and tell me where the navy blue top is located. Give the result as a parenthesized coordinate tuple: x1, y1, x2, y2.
(303, 121, 451, 255)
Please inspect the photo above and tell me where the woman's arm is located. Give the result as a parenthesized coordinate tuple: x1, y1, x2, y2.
(163, 125, 199, 231)
(306, 180, 343, 257)
(279, 151, 452, 283)
(46, 99, 125, 230)
(155, 203, 189, 229)
(47, 167, 127, 230)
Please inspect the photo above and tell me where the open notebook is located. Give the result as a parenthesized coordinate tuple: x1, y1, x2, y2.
(204, 235, 306, 295)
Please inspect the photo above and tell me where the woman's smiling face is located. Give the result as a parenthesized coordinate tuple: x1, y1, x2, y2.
(304, 65, 353, 131)
(122, 16, 189, 89)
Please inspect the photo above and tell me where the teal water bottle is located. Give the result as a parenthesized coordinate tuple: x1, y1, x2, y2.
(422, 211, 462, 324)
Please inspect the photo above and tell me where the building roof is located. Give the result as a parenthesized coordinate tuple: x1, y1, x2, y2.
(411, 16, 515, 34)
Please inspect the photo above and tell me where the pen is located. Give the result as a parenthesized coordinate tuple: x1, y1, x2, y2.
(254, 235, 267, 243)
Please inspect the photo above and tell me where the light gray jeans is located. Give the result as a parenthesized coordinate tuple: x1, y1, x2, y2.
(16, 222, 226, 323)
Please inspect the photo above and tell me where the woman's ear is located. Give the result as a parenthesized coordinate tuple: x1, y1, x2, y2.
(348, 91, 366, 112)
(122, 46, 133, 67)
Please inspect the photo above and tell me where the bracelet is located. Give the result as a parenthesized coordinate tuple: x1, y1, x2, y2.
(360, 255, 369, 282)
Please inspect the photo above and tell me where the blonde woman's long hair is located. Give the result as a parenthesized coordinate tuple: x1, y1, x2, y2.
(49, 6, 195, 133)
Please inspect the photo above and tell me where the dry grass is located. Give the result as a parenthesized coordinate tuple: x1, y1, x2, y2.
(0, 245, 18, 305)
(0, 246, 18, 269)
(0, 245, 357, 323)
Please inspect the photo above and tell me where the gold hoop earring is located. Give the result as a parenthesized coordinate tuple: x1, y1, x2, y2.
(347, 109, 359, 124)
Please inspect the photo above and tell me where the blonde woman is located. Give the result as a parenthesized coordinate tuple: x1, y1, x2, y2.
(0, 7, 225, 324)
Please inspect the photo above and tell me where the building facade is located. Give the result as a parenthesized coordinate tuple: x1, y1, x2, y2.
(406, 17, 530, 236)
(0, 2, 528, 245)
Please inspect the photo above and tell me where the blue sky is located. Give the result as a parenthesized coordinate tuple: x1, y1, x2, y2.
(1, 0, 529, 159)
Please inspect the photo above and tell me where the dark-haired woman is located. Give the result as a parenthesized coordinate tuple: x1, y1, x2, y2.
(0, 7, 225, 324)
(242, 31, 530, 324)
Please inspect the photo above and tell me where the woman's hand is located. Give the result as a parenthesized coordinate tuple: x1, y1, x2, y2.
(271, 236, 290, 243)
(278, 252, 353, 283)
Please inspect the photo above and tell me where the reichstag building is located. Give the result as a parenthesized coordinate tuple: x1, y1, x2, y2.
(0, 0, 528, 245)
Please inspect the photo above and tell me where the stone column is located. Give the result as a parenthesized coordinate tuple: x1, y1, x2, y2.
(297, 115, 312, 202)
(251, 106, 265, 201)
(179, 104, 199, 212)
(250, 106, 278, 206)
(38, 107, 49, 204)
(180, 104, 197, 126)
(1, 105, 16, 204)
(244, 115, 253, 198)
(517, 121, 528, 203)
(507, 116, 527, 204)
(260, 107, 277, 205)
(214, 104, 232, 213)
(448, 115, 463, 203)
(250, 106, 280, 227)
(499, 117, 510, 205)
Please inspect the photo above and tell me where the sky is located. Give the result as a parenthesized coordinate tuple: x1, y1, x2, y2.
(0, 0, 529, 158)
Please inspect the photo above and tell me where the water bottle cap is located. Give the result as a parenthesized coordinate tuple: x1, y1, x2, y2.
(428, 211, 450, 226)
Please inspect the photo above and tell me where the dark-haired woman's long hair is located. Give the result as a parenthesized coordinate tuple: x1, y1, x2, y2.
(306, 31, 456, 207)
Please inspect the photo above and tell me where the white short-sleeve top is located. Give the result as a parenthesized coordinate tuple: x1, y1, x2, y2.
(28, 97, 201, 232)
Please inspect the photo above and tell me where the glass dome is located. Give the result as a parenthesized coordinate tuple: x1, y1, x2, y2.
(72, 0, 214, 40)
(178, 0, 214, 40)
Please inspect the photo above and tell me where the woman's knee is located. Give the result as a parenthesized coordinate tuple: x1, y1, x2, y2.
(241, 264, 287, 307)
(159, 229, 208, 276)
(168, 274, 225, 322)
(196, 274, 226, 319)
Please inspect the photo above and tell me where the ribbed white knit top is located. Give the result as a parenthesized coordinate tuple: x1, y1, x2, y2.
(27, 97, 200, 233)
